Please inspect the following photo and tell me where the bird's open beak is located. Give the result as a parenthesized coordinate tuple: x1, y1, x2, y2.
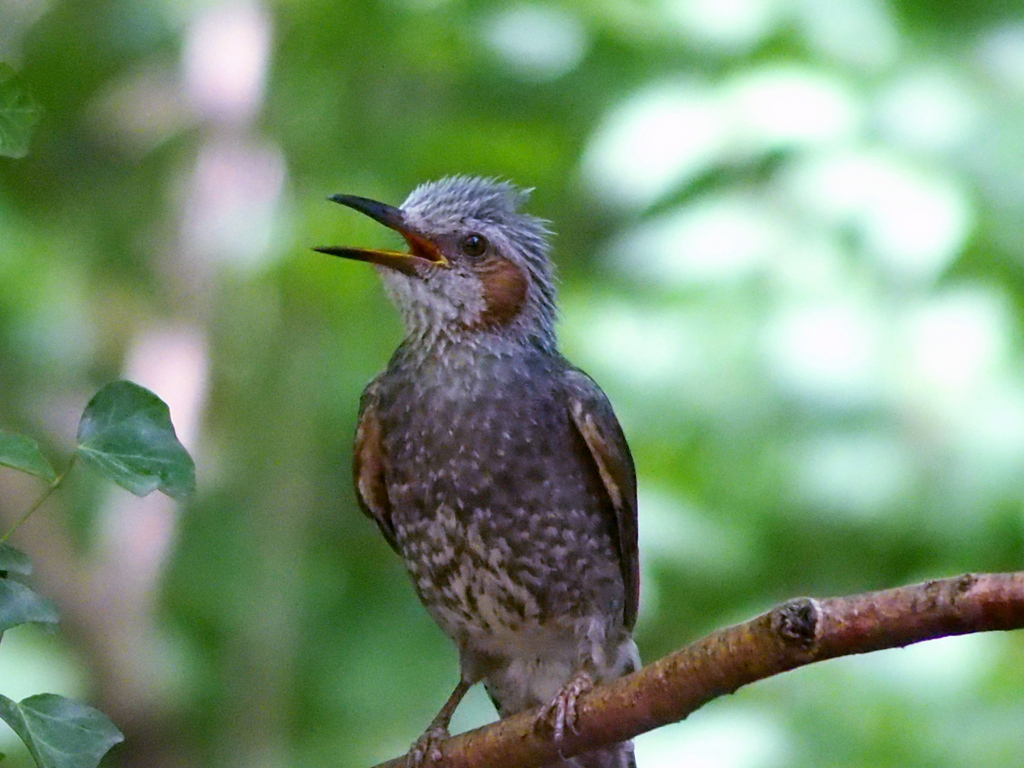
(313, 194, 448, 276)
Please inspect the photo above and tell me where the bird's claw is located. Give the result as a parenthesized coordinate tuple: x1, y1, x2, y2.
(406, 724, 449, 768)
(536, 671, 594, 743)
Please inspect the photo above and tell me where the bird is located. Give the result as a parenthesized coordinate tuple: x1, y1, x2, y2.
(315, 176, 640, 768)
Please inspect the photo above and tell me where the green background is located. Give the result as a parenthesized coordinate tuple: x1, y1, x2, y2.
(1, 0, 1023, 766)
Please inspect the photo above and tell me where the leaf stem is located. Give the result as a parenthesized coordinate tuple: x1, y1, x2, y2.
(0, 455, 76, 543)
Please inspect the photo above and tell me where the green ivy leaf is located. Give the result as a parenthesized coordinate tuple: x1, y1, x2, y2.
(0, 65, 42, 159)
(0, 431, 57, 484)
(0, 694, 123, 768)
(76, 381, 196, 502)
(0, 579, 59, 632)
(0, 543, 32, 576)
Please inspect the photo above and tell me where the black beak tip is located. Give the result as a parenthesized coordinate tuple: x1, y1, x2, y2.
(323, 193, 405, 230)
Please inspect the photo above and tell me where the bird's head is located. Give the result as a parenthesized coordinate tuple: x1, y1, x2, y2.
(315, 176, 557, 350)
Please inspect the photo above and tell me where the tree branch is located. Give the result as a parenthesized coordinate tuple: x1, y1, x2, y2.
(369, 571, 1024, 768)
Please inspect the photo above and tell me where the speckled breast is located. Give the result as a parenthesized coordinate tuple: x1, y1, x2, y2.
(375, 349, 625, 648)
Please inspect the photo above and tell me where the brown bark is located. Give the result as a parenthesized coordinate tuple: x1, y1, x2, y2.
(370, 571, 1024, 768)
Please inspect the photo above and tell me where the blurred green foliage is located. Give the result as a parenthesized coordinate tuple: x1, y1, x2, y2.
(0, 64, 42, 159)
(1, 0, 1023, 767)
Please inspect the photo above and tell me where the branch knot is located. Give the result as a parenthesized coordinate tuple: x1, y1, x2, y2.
(772, 597, 821, 650)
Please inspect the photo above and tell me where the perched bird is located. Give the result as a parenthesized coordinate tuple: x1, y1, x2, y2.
(316, 177, 639, 768)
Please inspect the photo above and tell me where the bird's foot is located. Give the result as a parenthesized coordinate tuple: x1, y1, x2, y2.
(406, 724, 449, 768)
(406, 677, 472, 766)
(536, 670, 594, 743)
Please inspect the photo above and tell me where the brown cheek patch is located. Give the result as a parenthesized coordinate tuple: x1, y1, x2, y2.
(474, 256, 529, 328)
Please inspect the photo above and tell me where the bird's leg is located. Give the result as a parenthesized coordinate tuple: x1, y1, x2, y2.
(535, 665, 595, 744)
(407, 678, 473, 767)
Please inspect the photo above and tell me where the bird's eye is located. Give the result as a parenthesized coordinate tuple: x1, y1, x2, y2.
(460, 233, 488, 258)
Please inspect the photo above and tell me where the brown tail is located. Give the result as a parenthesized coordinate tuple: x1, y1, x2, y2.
(545, 741, 636, 768)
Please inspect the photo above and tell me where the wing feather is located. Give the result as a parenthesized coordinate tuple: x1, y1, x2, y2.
(563, 369, 640, 630)
(353, 382, 399, 553)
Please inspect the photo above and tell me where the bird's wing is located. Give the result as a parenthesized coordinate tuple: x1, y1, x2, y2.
(562, 368, 640, 630)
(353, 379, 400, 553)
